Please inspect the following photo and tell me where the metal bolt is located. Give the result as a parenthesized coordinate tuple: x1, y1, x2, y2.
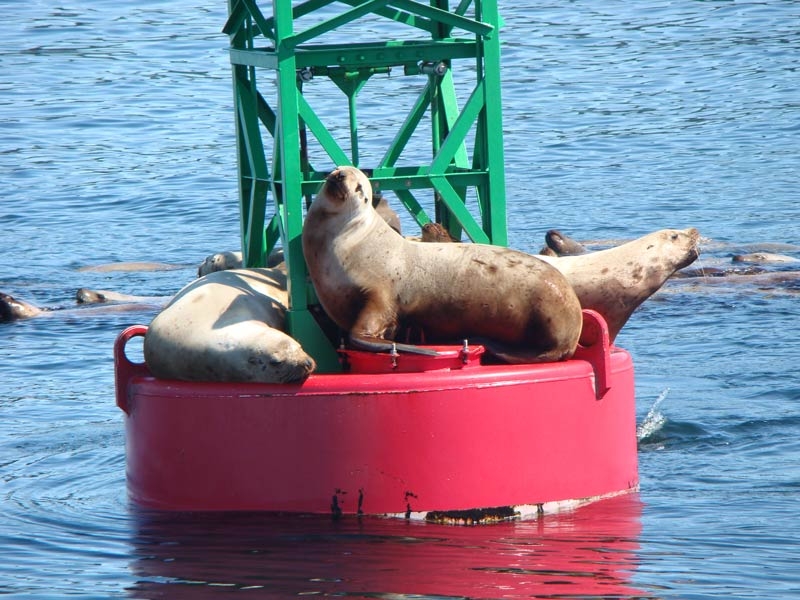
(419, 61, 448, 76)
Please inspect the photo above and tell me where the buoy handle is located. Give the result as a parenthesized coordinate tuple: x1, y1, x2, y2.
(574, 310, 612, 399)
(114, 325, 150, 414)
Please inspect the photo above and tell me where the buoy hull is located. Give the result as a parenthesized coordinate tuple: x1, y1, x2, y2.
(115, 321, 638, 518)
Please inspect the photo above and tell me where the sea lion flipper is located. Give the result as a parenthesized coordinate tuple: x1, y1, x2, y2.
(349, 333, 439, 357)
(472, 337, 575, 364)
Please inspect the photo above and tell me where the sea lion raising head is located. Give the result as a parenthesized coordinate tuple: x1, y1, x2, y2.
(537, 228, 700, 341)
(302, 166, 583, 364)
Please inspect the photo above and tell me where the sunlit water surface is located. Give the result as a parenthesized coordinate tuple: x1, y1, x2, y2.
(2, 1, 799, 598)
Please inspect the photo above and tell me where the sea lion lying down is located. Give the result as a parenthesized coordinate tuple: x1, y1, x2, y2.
(425, 225, 700, 343)
(143, 268, 315, 383)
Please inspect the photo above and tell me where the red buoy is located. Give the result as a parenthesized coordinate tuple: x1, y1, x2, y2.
(114, 310, 638, 520)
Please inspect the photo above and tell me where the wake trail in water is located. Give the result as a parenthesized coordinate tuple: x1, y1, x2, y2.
(637, 388, 669, 443)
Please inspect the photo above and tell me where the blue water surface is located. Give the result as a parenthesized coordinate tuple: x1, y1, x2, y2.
(1, 1, 799, 598)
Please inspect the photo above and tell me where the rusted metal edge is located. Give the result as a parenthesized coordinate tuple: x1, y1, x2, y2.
(382, 486, 640, 525)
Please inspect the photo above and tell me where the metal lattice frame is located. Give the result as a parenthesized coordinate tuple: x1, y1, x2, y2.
(224, 0, 507, 370)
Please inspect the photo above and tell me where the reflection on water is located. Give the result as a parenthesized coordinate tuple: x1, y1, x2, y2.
(128, 494, 647, 599)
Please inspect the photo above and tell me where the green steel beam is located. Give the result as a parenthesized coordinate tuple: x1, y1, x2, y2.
(226, 0, 508, 371)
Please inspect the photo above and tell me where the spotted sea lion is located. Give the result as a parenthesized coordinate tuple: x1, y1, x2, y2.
(537, 228, 700, 341)
(301, 166, 583, 364)
(197, 249, 289, 276)
(143, 268, 315, 383)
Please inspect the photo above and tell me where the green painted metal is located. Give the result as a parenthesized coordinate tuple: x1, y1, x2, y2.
(225, 0, 508, 371)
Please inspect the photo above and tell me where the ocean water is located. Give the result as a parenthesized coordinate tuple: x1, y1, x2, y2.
(2, 1, 799, 598)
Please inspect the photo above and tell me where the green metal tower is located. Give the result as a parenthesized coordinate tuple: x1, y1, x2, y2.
(224, 0, 508, 371)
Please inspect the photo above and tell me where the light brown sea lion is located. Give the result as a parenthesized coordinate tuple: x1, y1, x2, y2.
(731, 252, 799, 264)
(75, 288, 162, 304)
(537, 228, 700, 341)
(77, 261, 184, 273)
(301, 166, 583, 364)
(143, 268, 315, 383)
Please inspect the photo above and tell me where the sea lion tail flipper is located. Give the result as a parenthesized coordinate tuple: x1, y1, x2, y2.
(349, 333, 439, 356)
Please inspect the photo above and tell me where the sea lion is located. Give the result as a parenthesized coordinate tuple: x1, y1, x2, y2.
(1, 290, 166, 321)
(0, 292, 44, 321)
(537, 228, 700, 341)
(197, 249, 289, 276)
(731, 252, 799, 264)
(373, 193, 402, 235)
(420, 222, 458, 243)
(543, 229, 587, 256)
(198, 251, 243, 276)
(143, 268, 315, 383)
(77, 261, 184, 273)
(301, 166, 583, 364)
(75, 288, 162, 304)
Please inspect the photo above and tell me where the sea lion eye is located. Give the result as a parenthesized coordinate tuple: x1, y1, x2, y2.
(355, 183, 369, 203)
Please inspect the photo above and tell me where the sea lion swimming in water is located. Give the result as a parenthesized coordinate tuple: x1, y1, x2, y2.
(541, 229, 587, 256)
(731, 252, 799, 264)
(0, 292, 43, 321)
(0, 290, 166, 322)
(302, 166, 584, 364)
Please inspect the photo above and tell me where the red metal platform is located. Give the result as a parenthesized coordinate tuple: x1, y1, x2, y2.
(114, 310, 638, 520)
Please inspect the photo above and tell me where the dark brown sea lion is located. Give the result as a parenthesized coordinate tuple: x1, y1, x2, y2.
(373, 193, 402, 235)
(301, 166, 583, 364)
(0, 292, 44, 321)
(543, 229, 587, 256)
(420, 222, 459, 243)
